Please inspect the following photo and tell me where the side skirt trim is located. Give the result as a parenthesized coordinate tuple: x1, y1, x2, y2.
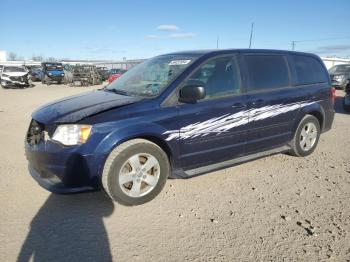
(183, 145, 290, 177)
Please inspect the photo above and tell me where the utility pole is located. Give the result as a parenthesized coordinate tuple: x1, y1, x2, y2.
(291, 41, 296, 51)
(249, 23, 254, 49)
(216, 36, 219, 49)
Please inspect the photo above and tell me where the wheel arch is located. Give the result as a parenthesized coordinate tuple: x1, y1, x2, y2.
(293, 103, 325, 134)
(94, 123, 178, 169)
(307, 110, 324, 131)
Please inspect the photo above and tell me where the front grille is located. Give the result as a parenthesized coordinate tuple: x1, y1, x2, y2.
(27, 120, 44, 146)
(10, 75, 28, 82)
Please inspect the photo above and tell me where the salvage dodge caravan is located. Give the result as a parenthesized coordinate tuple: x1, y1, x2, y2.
(25, 49, 335, 205)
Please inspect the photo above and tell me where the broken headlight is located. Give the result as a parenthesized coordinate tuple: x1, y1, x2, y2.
(52, 125, 92, 146)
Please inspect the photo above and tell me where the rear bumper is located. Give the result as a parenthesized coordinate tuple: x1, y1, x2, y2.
(344, 94, 350, 106)
(322, 108, 335, 133)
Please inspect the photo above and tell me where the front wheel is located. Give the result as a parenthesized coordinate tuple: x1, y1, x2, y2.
(289, 115, 321, 157)
(102, 139, 170, 206)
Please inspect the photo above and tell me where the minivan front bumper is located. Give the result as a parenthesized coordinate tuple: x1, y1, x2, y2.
(25, 140, 107, 194)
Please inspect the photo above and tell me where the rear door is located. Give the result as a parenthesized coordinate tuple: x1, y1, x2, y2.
(241, 53, 300, 153)
(176, 55, 248, 169)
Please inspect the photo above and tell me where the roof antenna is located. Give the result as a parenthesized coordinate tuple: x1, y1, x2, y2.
(216, 36, 219, 49)
(249, 23, 254, 49)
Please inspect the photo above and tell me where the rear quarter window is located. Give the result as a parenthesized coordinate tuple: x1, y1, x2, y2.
(244, 55, 290, 92)
(293, 55, 328, 85)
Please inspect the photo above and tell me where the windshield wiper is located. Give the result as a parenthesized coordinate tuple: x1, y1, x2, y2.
(105, 88, 130, 96)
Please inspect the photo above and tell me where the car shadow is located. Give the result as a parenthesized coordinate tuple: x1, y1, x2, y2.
(17, 192, 114, 262)
(334, 95, 348, 114)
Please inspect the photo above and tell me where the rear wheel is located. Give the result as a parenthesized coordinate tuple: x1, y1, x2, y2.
(289, 115, 320, 157)
(102, 139, 170, 206)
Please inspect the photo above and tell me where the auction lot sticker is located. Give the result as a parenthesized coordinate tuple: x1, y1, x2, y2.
(169, 60, 192, 65)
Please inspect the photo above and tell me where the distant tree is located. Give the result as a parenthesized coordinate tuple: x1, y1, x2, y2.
(7, 52, 18, 61)
(47, 57, 57, 62)
(31, 55, 43, 61)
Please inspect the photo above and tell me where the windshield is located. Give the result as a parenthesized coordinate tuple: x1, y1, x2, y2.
(106, 54, 198, 96)
(44, 64, 63, 71)
(328, 64, 350, 74)
(4, 66, 26, 72)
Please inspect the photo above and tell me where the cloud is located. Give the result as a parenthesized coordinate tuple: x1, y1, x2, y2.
(83, 46, 126, 54)
(157, 24, 180, 32)
(317, 44, 350, 52)
(146, 25, 197, 40)
(145, 35, 162, 40)
(168, 33, 197, 39)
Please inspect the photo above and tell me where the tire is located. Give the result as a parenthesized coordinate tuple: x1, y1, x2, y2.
(102, 139, 170, 206)
(289, 115, 321, 157)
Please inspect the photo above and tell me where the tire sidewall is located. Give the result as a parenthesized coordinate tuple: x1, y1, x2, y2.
(106, 142, 169, 206)
(294, 115, 320, 157)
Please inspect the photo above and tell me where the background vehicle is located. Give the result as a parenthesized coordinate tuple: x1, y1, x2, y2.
(27, 65, 43, 81)
(72, 65, 102, 86)
(0, 65, 3, 74)
(97, 67, 109, 81)
(108, 68, 127, 83)
(344, 81, 350, 112)
(328, 64, 350, 90)
(41, 62, 65, 85)
(63, 64, 74, 84)
(25, 49, 334, 206)
(1, 65, 32, 88)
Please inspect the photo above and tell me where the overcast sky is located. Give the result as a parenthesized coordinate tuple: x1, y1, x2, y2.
(1, 0, 349, 60)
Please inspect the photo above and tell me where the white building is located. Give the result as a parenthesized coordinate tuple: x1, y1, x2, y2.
(321, 57, 350, 69)
(0, 50, 7, 61)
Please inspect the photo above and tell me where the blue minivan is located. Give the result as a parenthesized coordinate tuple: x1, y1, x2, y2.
(25, 49, 335, 205)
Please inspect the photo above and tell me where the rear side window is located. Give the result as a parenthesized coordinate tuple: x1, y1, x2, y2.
(293, 56, 328, 85)
(245, 55, 290, 92)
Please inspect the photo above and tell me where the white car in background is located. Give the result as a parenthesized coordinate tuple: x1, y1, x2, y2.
(0, 65, 32, 89)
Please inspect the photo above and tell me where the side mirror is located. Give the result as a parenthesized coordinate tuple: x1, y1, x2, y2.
(179, 85, 206, 103)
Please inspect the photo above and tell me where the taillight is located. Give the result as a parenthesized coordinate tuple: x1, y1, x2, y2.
(331, 87, 336, 105)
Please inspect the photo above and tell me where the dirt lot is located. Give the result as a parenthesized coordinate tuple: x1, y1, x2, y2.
(0, 82, 349, 261)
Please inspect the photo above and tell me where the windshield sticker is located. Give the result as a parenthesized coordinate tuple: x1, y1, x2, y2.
(168, 60, 192, 66)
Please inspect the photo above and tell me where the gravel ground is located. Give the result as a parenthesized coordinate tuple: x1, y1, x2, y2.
(0, 83, 349, 262)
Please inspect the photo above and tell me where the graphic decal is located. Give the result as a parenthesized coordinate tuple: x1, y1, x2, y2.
(163, 101, 317, 141)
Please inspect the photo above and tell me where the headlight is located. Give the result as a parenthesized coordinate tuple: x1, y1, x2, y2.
(334, 75, 344, 81)
(48, 72, 52, 76)
(61, 73, 65, 76)
(2, 74, 10, 78)
(52, 125, 92, 146)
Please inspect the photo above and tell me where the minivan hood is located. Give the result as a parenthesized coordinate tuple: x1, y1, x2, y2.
(32, 90, 141, 124)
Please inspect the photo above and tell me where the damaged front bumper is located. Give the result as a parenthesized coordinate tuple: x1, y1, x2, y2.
(25, 119, 108, 194)
(1, 77, 29, 88)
